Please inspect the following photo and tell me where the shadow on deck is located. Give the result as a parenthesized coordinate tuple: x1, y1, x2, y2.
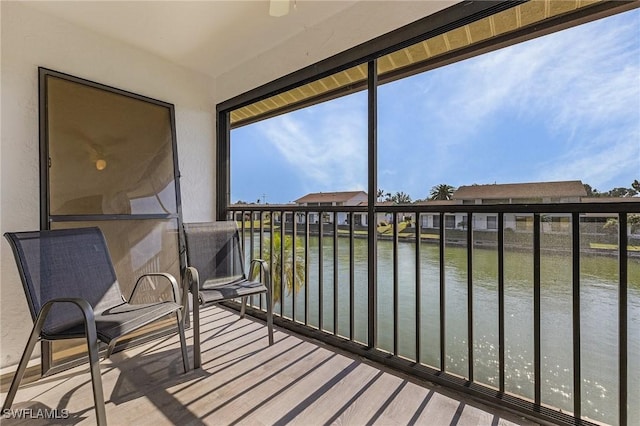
(0, 305, 541, 425)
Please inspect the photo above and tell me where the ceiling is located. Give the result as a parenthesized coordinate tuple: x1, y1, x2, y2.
(230, 0, 616, 126)
(22, 0, 360, 80)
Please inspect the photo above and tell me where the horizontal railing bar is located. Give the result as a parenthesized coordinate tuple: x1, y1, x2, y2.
(229, 205, 367, 213)
(228, 202, 640, 214)
(50, 214, 179, 221)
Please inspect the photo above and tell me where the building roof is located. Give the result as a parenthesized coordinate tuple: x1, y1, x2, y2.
(581, 197, 640, 203)
(295, 191, 367, 204)
(453, 180, 587, 200)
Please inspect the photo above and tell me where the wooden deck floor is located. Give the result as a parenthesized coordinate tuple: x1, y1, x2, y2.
(1, 306, 541, 425)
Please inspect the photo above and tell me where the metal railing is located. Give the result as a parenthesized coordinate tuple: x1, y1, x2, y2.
(227, 202, 638, 426)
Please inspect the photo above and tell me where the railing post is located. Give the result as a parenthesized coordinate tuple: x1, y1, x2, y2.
(270, 212, 275, 313)
(439, 212, 446, 372)
(250, 213, 256, 307)
(280, 210, 286, 318)
(498, 212, 505, 393)
(393, 211, 399, 356)
(367, 59, 378, 349)
(467, 212, 474, 381)
(619, 213, 628, 426)
(572, 212, 582, 420)
(333, 213, 339, 335)
(415, 213, 421, 363)
(260, 211, 265, 311)
(319, 211, 324, 331)
(305, 211, 310, 326)
(349, 211, 355, 341)
(292, 213, 297, 322)
(534, 213, 541, 407)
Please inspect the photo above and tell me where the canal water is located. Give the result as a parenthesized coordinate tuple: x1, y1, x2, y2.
(247, 234, 639, 425)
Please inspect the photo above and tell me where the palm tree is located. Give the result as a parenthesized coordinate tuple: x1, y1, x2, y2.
(391, 191, 412, 204)
(429, 184, 455, 200)
(263, 232, 305, 303)
(377, 189, 390, 202)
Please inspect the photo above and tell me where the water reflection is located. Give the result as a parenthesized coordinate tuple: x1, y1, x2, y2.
(248, 233, 639, 425)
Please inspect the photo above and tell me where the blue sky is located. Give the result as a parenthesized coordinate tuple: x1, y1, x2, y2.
(231, 9, 639, 204)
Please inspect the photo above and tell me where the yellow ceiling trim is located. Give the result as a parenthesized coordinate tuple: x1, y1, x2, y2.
(231, 0, 606, 127)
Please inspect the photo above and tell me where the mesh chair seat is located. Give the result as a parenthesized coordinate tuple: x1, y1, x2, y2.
(198, 278, 267, 305)
(48, 301, 183, 342)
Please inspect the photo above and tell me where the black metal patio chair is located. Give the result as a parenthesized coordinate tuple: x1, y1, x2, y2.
(183, 221, 274, 369)
(2, 227, 190, 426)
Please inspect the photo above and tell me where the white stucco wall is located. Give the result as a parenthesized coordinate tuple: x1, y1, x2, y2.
(0, 2, 216, 368)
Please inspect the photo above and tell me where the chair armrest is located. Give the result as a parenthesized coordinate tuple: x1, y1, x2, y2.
(38, 298, 97, 335)
(248, 259, 271, 291)
(129, 272, 182, 305)
(184, 266, 200, 306)
(40, 298, 95, 321)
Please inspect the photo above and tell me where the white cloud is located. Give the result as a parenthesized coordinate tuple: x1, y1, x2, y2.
(539, 122, 640, 190)
(258, 95, 368, 193)
(417, 9, 640, 189)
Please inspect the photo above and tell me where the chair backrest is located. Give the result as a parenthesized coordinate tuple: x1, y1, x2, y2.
(183, 222, 246, 289)
(4, 227, 124, 335)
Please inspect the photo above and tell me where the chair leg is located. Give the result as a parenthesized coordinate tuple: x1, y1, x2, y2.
(240, 296, 247, 319)
(193, 302, 201, 369)
(1, 322, 43, 411)
(266, 292, 274, 346)
(85, 320, 107, 426)
(104, 339, 118, 359)
(176, 311, 190, 373)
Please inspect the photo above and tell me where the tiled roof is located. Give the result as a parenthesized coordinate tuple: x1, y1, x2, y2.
(295, 191, 367, 204)
(453, 180, 587, 200)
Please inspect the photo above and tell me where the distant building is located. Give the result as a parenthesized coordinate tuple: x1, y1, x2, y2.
(294, 191, 368, 225)
(418, 180, 588, 232)
(453, 180, 587, 204)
